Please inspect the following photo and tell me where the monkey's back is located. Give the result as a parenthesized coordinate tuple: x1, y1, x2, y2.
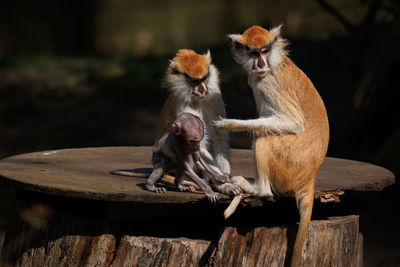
(254, 59, 329, 198)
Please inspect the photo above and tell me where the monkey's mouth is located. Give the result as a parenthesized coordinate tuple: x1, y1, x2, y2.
(193, 84, 207, 98)
(251, 68, 269, 77)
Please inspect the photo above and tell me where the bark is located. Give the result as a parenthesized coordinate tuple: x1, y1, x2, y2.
(209, 215, 362, 267)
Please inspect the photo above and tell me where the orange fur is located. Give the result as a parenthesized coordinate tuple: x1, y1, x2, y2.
(219, 25, 330, 266)
(254, 58, 329, 198)
(237, 25, 276, 48)
(256, 58, 328, 266)
(173, 49, 210, 78)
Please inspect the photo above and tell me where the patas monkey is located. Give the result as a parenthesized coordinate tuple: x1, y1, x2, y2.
(214, 25, 329, 266)
(156, 49, 240, 196)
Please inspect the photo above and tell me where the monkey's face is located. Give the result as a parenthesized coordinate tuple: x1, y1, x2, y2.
(166, 49, 220, 102)
(171, 113, 204, 153)
(185, 138, 201, 152)
(229, 25, 285, 77)
(183, 120, 204, 152)
(184, 72, 209, 98)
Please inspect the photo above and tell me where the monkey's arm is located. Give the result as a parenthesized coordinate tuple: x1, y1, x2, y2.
(210, 97, 231, 175)
(213, 115, 304, 136)
(195, 151, 229, 184)
(146, 158, 168, 193)
(183, 161, 219, 203)
(197, 147, 230, 183)
(173, 159, 196, 193)
(211, 126, 231, 175)
(195, 151, 242, 196)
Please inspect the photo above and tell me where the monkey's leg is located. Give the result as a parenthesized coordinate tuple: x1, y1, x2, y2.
(174, 163, 196, 193)
(184, 162, 219, 203)
(196, 154, 228, 183)
(198, 149, 229, 183)
(146, 159, 168, 193)
(195, 156, 241, 196)
(195, 152, 241, 196)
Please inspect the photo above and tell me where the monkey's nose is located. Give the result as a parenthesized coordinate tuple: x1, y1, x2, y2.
(257, 58, 265, 69)
(193, 83, 207, 97)
(254, 55, 268, 70)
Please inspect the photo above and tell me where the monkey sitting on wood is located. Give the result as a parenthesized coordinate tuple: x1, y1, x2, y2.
(155, 49, 239, 196)
(214, 25, 329, 266)
(114, 113, 238, 203)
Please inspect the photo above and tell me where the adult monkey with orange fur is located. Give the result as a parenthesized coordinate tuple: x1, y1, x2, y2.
(156, 49, 240, 196)
(214, 25, 329, 266)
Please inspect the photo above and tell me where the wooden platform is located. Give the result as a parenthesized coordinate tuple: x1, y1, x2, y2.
(0, 147, 395, 266)
(0, 146, 394, 203)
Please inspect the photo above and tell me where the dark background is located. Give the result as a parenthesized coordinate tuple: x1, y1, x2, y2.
(0, 0, 399, 265)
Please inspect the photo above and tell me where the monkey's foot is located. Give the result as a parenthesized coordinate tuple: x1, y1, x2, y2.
(154, 187, 167, 193)
(214, 183, 242, 196)
(205, 191, 219, 203)
(228, 184, 242, 196)
(177, 184, 196, 192)
(146, 184, 167, 193)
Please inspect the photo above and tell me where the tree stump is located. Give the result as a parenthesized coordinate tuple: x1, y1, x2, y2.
(0, 147, 394, 266)
(210, 216, 362, 267)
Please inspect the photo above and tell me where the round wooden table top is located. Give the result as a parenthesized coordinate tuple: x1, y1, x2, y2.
(0, 146, 394, 204)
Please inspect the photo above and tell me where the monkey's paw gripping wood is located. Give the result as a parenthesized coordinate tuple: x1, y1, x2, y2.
(0, 147, 394, 266)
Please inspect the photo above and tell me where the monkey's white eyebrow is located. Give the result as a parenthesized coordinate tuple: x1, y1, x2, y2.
(184, 70, 210, 81)
(249, 44, 272, 52)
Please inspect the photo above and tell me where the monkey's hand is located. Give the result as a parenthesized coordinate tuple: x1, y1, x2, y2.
(212, 118, 228, 129)
(205, 191, 219, 203)
(177, 184, 196, 193)
(146, 183, 167, 193)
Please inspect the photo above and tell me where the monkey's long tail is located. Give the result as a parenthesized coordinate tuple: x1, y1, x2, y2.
(223, 194, 242, 219)
(290, 193, 314, 267)
(111, 169, 151, 177)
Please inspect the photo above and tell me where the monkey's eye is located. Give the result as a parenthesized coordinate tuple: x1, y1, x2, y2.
(261, 49, 269, 55)
(184, 72, 209, 85)
(244, 45, 250, 51)
(199, 73, 209, 83)
(184, 73, 197, 84)
(249, 51, 259, 58)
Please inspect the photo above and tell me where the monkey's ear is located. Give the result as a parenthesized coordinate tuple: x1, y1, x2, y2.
(228, 34, 241, 42)
(171, 122, 183, 135)
(271, 24, 283, 37)
(168, 60, 179, 75)
(228, 34, 244, 50)
(204, 50, 211, 61)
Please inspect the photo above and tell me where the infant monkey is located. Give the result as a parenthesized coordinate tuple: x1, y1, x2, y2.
(147, 113, 233, 203)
